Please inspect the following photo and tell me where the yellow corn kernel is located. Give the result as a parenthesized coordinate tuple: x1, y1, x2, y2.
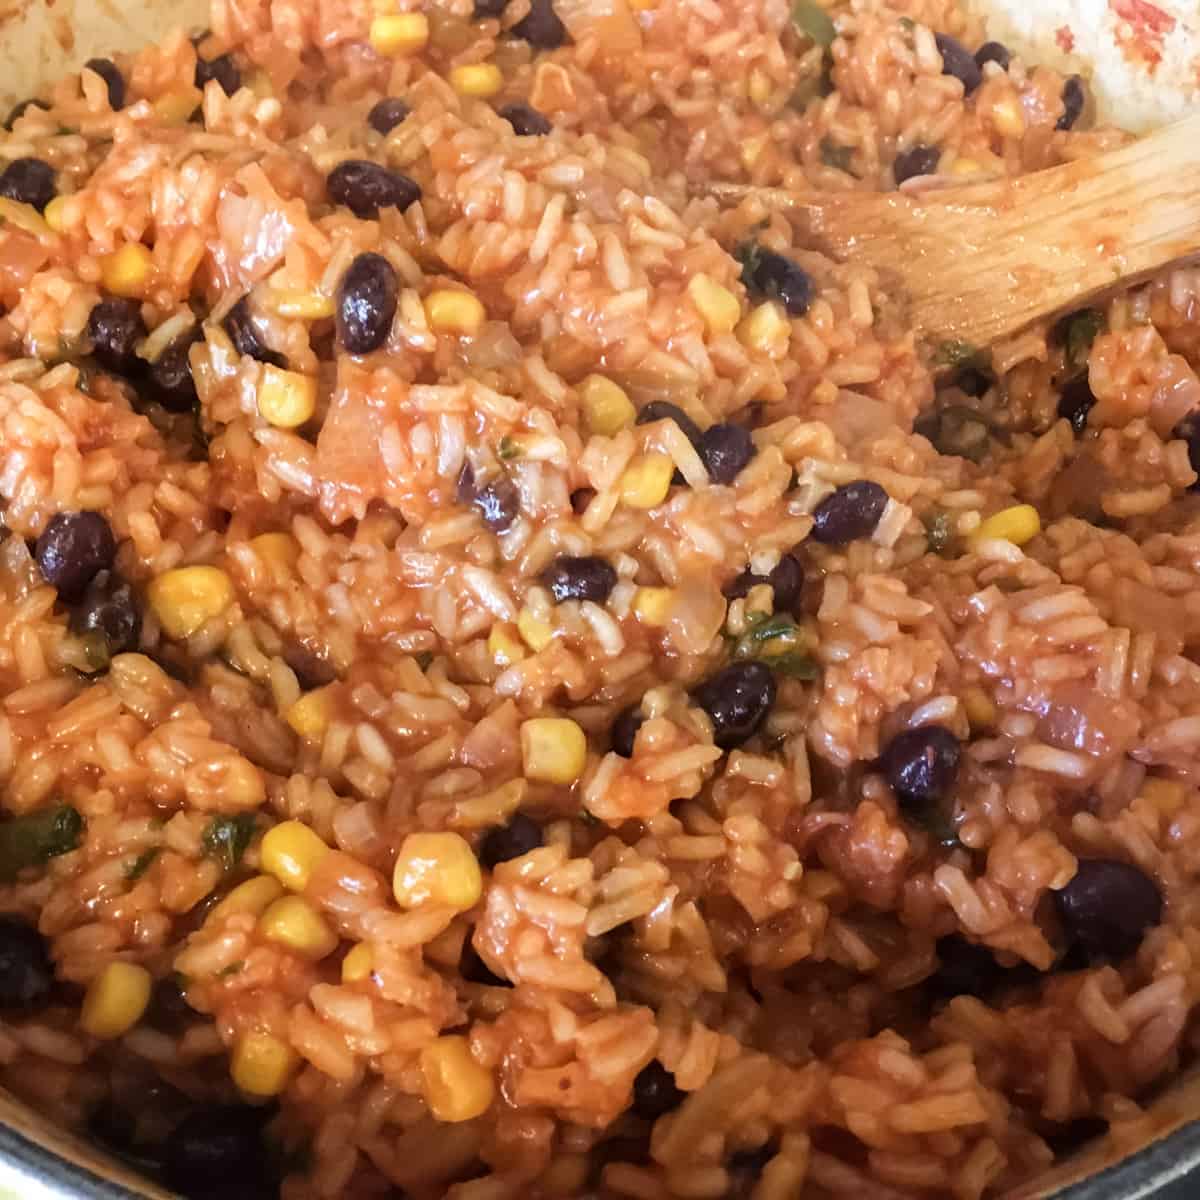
(424, 289, 486, 336)
(687, 273, 741, 336)
(950, 157, 982, 177)
(521, 717, 587, 785)
(0, 196, 49, 236)
(257, 364, 317, 429)
(738, 300, 790, 356)
(1140, 777, 1187, 817)
(210, 875, 285, 923)
(744, 582, 774, 621)
(972, 504, 1041, 547)
(231, 1031, 297, 1098)
(488, 622, 527, 667)
(619, 453, 674, 510)
(580, 374, 635, 437)
(392, 832, 482, 911)
(259, 895, 339, 960)
(265, 289, 335, 320)
(249, 531, 299, 571)
(748, 68, 772, 109)
(260, 820, 330, 891)
(43, 196, 68, 233)
(285, 689, 332, 739)
(962, 687, 996, 730)
(147, 565, 235, 639)
(992, 96, 1026, 139)
(153, 87, 202, 125)
(739, 133, 769, 172)
(369, 12, 430, 56)
(420, 1035, 496, 1123)
(517, 607, 554, 652)
(81, 963, 152, 1040)
(449, 63, 504, 99)
(342, 942, 374, 984)
(632, 586, 675, 627)
(101, 243, 154, 298)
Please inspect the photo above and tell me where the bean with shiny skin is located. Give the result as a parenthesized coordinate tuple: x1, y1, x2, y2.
(698, 422, 757, 484)
(512, 0, 567, 48)
(195, 54, 241, 96)
(880, 725, 961, 810)
(692, 661, 777, 750)
(1057, 76, 1086, 131)
(499, 103, 552, 136)
(635, 401, 703, 448)
(224, 298, 285, 368)
(4, 99, 47, 131)
(741, 246, 814, 317)
(632, 1061, 683, 1120)
(934, 33, 982, 95)
(35, 511, 117, 600)
(722, 552, 804, 613)
(974, 41, 1011, 71)
(611, 706, 645, 758)
(69, 570, 142, 657)
(893, 144, 940, 185)
(810, 480, 890, 544)
(147, 329, 202, 413)
(326, 159, 421, 220)
(540, 555, 617, 604)
(87, 298, 146, 375)
(367, 98, 411, 135)
(0, 157, 56, 212)
(1055, 859, 1163, 961)
(336, 252, 399, 355)
(1057, 375, 1096, 434)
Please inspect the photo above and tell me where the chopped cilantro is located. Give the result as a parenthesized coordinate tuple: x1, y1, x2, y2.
(792, 0, 837, 47)
(124, 847, 160, 881)
(0, 806, 84, 882)
(933, 339, 989, 372)
(923, 509, 957, 556)
(1063, 309, 1105, 373)
(819, 138, 855, 173)
(202, 813, 256, 872)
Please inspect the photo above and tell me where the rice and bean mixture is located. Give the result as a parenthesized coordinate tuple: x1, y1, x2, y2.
(0, 0, 1198, 1196)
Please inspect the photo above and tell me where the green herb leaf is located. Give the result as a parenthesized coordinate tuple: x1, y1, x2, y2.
(0, 805, 84, 882)
(923, 509, 956, 557)
(1063, 309, 1105, 373)
(747, 614, 799, 645)
(125, 847, 160, 881)
(792, 0, 837, 47)
(216, 960, 245, 978)
(497, 436, 522, 461)
(770, 652, 821, 680)
(933, 339, 988, 371)
(921, 405, 991, 463)
(734, 240, 764, 292)
(819, 138, 854, 173)
(906, 802, 961, 849)
(899, 16, 915, 31)
(202, 813, 256, 873)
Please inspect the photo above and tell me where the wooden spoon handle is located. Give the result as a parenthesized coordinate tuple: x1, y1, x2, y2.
(708, 111, 1200, 347)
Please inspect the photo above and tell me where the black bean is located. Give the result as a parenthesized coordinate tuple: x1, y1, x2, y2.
(69, 570, 141, 657)
(163, 1107, 269, 1196)
(1176, 415, 1200, 487)
(499, 102, 552, 136)
(974, 41, 1011, 71)
(632, 1061, 683, 1120)
(1057, 375, 1095, 435)
(1057, 76, 1086, 131)
(336, 252, 399, 355)
(880, 725, 961, 811)
(698, 423, 756, 485)
(4, 99, 48, 131)
(145, 975, 198, 1035)
(0, 157, 56, 212)
(326, 159, 421, 220)
(84, 58, 126, 111)
(1055, 859, 1162, 962)
(367, 97, 411, 136)
(1043, 1117, 1109, 1157)
(282, 643, 337, 690)
(935, 33, 982, 95)
(810, 480, 889, 544)
(893, 144, 941, 185)
(727, 1141, 777, 1181)
(461, 942, 511, 987)
(611, 706, 645, 758)
(479, 813, 543, 868)
(635, 401, 703, 448)
(475, 478, 520, 533)
(474, 0, 508, 15)
(953, 367, 992, 398)
(35, 511, 117, 600)
(224, 297, 285, 368)
(86, 298, 147, 375)
(195, 53, 241, 97)
(147, 329, 202, 413)
(0, 916, 54, 1010)
(740, 246, 814, 317)
(570, 487, 596, 515)
(511, 0, 567, 49)
(723, 552, 804, 613)
(692, 661, 776, 750)
(540, 555, 617, 604)
(926, 934, 1034, 1002)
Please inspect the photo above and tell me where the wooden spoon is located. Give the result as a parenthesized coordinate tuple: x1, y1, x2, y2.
(708, 111, 1200, 349)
